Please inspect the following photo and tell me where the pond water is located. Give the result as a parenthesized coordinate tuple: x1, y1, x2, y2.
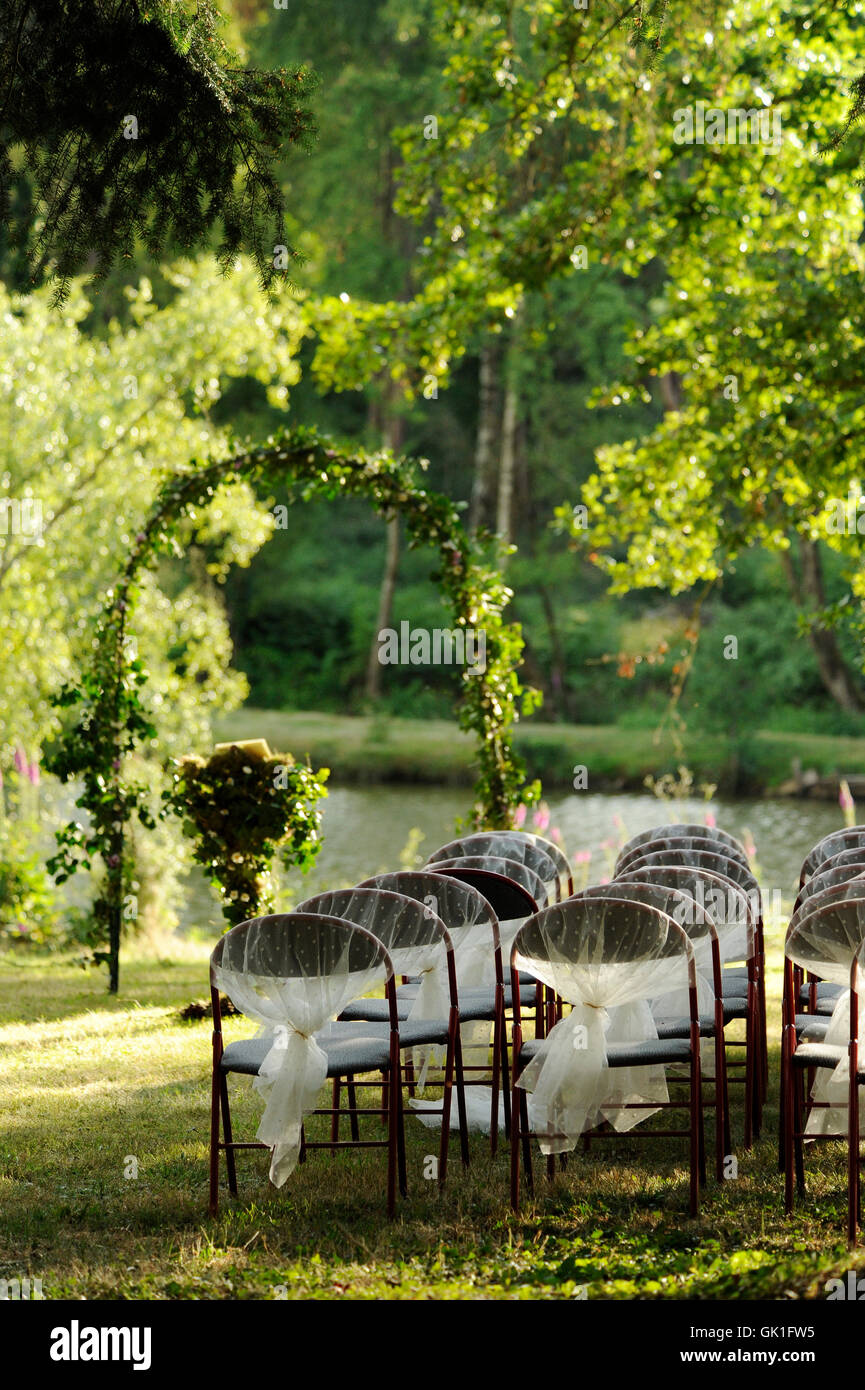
(177, 784, 852, 937)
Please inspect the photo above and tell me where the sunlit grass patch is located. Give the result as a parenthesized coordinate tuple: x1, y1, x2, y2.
(0, 945, 861, 1299)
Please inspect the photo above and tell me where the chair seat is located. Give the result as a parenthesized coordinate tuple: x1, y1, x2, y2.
(328, 1019, 451, 1049)
(341, 986, 511, 1024)
(722, 966, 750, 990)
(654, 1001, 746, 1038)
(795, 1013, 831, 1041)
(220, 1029, 393, 1079)
(519, 1036, 693, 1066)
(797, 982, 844, 1015)
(791, 1042, 845, 1070)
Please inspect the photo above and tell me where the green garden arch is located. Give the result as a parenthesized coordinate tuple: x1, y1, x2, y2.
(47, 426, 540, 990)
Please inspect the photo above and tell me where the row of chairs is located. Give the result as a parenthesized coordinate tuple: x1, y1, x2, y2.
(781, 826, 865, 1243)
(208, 821, 764, 1218)
(209, 829, 567, 1215)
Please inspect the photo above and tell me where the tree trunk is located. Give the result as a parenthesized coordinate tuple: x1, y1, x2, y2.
(787, 536, 865, 714)
(469, 338, 500, 532)
(496, 341, 519, 549)
(364, 409, 404, 702)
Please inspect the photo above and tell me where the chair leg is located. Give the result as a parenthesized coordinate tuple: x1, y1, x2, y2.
(713, 1028, 726, 1183)
(219, 1076, 238, 1196)
(386, 1067, 397, 1219)
(849, 1075, 860, 1247)
(500, 1005, 512, 1140)
(346, 1076, 360, 1142)
(510, 1068, 521, 1213)
(521, 1090, 534, 1198)
(395, 1063, 408, 1199)
(453, 1026, 470, 1169)
(438, 1030, 456, 1189)
(330, 1077, 341, 1151)
(793, 1064, 806, 1196)
(490, 1012, 502, 1158)
(777, 1036, 786, 1173)
(689, 1049, 701, 1217)
(783, 1051, 794, 1215)
(743, 1008, 754, 1151)
(209, 1060, 222, 1216)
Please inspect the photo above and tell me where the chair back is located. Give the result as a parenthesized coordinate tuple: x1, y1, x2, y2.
(615, 822, 747, 874)
(357, 869, 502, 989)
(427, 832, 560, 901)
(616, 833, 748, 878)
(428, 854, 546, 906)
(800, 827, 865, 886)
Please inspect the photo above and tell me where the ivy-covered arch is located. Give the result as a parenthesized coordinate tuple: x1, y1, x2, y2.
(47, 426, 541, 991)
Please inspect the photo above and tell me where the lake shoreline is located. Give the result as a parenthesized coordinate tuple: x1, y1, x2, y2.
(213, 708, 865, 800)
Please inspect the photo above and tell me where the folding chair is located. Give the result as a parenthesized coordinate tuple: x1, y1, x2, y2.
(615, 823, 749, 876)
(209, 913, 404, 1216)
(426, 853, 549, 908)
(296, 887, 470, 1177)
(613, 862, 760, 1148)
(493, 829, 575, 899)
(356, 870, 510, 1149)
(617, 845, 767, 1129)
(616, 833, 750, 880)
(782, 898, 865, 1244)
(799, 827, 865, 889)
(509, 896, 704, 1215)
(426, 832, 563, 903)
(578, 878, 731, 1178)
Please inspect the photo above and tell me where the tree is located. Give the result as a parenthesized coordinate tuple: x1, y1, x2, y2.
(560, 4, 865, 710)
(0, 0, 315, 301)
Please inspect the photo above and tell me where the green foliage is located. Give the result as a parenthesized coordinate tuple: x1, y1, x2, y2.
(0, 817, 62, 944)
(47, 424, 539, 990)
(163, 743, 328, 928)
(0, 0, 316, 302)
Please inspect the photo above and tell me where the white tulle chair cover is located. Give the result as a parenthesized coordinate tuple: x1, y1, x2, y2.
(212, 913, 390, 1187)
(786, 896, 865, 1135)
(296, 888, 454, 1085)
(616, 834, 749, 879)
(587, 880, 716, 1072)
(615, 864, 754, 978)
(493, 830, 574, 900)
(428, 854, 546, 907)
(620, 850, 759, 964)
(358, 870, 500, 989)
(513, 898, 695, 1154)
(426, 833, 560, 903)
(800, 827, 865, 884)
(615, 823, 747, 876)
(795, 861, 865, 914)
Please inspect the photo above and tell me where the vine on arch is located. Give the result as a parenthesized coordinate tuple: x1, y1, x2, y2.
(46, 426, 541, 991)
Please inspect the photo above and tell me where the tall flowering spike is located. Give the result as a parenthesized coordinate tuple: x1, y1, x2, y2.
(13, 745, 26, 777)
(574, 849, 592, 864)
(840, 779, 856, 828)
(513, 803, 527, 828)
(550, 825, 563, 845)
(704, 810, 717, 828)
(532, 801, 550, 832)
(28, 754, 40, 786)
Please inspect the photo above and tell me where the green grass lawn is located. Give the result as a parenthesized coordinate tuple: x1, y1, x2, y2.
(214, 709, 865, 794)
(2, 929, 864, 1301)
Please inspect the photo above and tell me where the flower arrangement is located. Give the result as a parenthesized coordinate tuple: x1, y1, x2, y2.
(162, 741, 329, 927)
